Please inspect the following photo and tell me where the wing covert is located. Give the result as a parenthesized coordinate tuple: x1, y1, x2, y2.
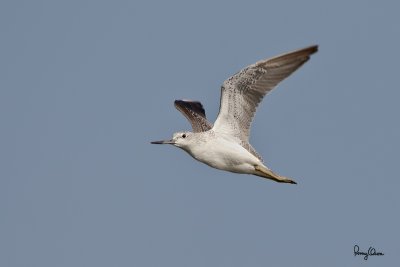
(174, 100, 213, 132)
(213, 45, 318, 143)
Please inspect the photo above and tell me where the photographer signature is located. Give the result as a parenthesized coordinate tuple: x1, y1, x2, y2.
(354, 245, 384, 260)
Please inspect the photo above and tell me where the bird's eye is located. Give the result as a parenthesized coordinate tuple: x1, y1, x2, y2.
(182, 134, 186, 138)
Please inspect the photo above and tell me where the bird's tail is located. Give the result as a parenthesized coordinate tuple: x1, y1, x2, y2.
(254, 165, 297, 184)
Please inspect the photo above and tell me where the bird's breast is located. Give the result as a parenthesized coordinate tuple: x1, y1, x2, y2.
(185, 136, 260, 173)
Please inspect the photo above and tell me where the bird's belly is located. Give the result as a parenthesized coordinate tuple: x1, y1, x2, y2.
(188, 139, 260, 174)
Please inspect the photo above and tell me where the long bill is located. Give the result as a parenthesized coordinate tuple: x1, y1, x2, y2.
(150, 139, 175, 144)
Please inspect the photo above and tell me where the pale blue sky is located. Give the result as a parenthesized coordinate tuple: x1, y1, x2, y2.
(1, 0, 399, 266)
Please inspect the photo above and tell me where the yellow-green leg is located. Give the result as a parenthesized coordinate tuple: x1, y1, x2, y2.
(254, 165, 297, 184)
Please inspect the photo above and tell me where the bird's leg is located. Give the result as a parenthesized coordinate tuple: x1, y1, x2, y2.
(254, 165, 297, 184)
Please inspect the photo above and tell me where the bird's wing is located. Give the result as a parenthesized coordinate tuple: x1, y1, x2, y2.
(213, 45, 318, 146)
(247, 143, 263, 162)
(174, 100, 213, 132)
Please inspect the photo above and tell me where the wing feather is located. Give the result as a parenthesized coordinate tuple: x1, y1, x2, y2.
(212, 45, 318, 159)
(213, 45, 318, 143)
(174, 100, 213, 132)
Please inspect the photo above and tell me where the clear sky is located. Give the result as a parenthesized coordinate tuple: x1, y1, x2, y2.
(1, 0, 399, 266)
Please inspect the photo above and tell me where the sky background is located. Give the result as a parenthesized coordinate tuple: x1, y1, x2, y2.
(1, 0, 399, 266)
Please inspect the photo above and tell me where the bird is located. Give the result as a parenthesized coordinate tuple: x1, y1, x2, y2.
(151, 45, 318, 184)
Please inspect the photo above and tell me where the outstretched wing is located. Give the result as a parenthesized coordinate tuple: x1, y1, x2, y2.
(174, 100, 213, 132)
(213, 45, 318, 144)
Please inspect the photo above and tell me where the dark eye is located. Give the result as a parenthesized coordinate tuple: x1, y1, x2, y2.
(182, 134, 186, 138)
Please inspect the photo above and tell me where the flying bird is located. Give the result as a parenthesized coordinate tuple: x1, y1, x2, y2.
(151, 45, 318, 184)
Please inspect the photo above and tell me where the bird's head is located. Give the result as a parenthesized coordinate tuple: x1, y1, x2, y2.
(151, 131, 193, 149)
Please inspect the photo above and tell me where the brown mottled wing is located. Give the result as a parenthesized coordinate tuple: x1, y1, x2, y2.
(174, 100, 213, 132)
(212, 45, 318, 160)
(213, 45, 318, 143)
